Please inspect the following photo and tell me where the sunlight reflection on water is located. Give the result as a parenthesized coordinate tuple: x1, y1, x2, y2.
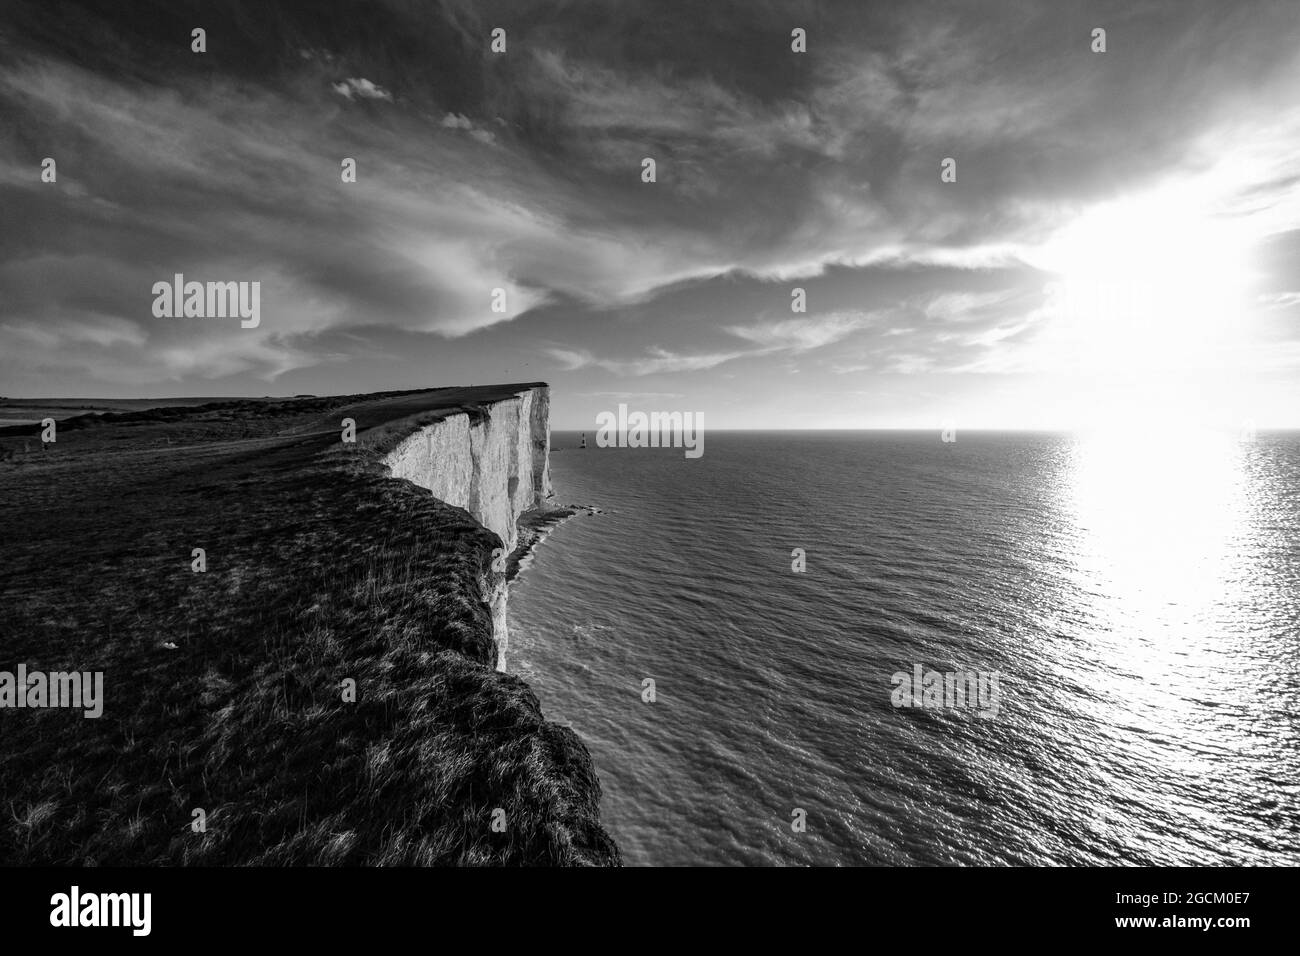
(511, 432, 1300, 865)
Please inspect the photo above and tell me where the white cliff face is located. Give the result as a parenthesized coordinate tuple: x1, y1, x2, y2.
(382, 387, 551, 552)
(381, 386, 552, 671)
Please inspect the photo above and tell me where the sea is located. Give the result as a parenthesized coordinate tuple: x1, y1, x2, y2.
(508, 430, 1300, 866)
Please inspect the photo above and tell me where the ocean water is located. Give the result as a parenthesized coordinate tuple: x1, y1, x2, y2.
(508, 430, 1300, 866)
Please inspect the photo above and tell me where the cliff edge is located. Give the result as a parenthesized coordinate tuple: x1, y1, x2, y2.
(380, 384, 552, 671)
(382, 385, 551, 555)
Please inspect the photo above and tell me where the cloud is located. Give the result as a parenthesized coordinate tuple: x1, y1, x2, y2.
(4, 0, 1300, 403)
(331, 77, 392, 101)
(725, 311, 882, 351)
(920, 291, 1020, 323)
(1260, 292, 1300, 309)
(547, 311, 885, 379)
(546, 346, 752, 376)
(524, 49, 842, 161)
(441, 112, 496, 145)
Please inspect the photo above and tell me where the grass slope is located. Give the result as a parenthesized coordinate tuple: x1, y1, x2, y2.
(0, 387, 619, 866)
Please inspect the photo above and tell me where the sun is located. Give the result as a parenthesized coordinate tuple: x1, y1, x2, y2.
(1032, 185, 1257, 434)
(1042, 188, 1252, 372)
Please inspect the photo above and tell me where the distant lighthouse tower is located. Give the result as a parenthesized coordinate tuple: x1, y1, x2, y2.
(579, 432, 587, 449)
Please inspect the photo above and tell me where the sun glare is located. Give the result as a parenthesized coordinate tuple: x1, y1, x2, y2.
(1033, 186, 1259, 434)
(1066, 424, 1249, 648)
(1034, 187, 1248, 390)
(1061, 422, 1255, 776)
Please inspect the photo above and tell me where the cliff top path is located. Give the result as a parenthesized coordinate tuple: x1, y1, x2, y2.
(0, 386, 619, 866)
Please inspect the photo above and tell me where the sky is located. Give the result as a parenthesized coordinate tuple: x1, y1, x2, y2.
(1, 0, 1298, 429)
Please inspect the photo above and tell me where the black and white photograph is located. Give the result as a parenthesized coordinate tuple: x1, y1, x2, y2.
(1, 0, 1296, 938)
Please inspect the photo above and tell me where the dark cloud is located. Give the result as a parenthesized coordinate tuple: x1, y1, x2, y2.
(1, 0, 1297, 426)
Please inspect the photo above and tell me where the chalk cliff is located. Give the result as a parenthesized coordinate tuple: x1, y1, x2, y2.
(382, 386, 551, 553)
(380, 385, 552, 670)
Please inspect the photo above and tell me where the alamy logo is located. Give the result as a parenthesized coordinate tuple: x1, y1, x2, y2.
(0, 665, 104, 718)
(50, 886, 151, 936)
(594, 403, 704, 459)
(891, 664, 1000, 718)
(151, 274, 260, 328)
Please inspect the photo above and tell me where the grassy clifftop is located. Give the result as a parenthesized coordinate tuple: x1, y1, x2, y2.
(0, 387, 619, 865)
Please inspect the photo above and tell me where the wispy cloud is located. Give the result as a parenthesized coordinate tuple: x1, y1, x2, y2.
(546, 346, 752, 376)
(441, 112, 497, 145)
(725, 311, 882, 351)
(331, 77, 392, 101)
